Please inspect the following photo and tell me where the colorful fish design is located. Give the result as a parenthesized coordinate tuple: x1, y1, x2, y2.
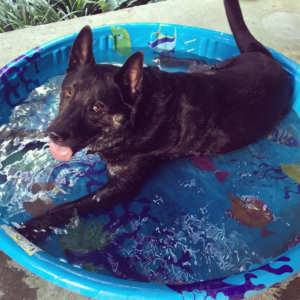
(30, 182, 62, 194)
(23, 182, 63, 216)
(110, 26, 131, 57)
(268, 127, 298, 147)
(226, 192, 276, 238)
(148, 25, 176, 54)
(280, 163, 300, 184)
(189, 156, 231, 184)
(23, 197, 56, 217)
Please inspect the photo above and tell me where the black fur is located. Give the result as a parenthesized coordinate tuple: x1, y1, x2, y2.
(17, 0, 292, 242)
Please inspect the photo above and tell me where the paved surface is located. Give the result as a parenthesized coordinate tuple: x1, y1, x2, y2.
(0, 0, 300, 68)
(0, 0, 300, 299)
(0, 251, 93, 300)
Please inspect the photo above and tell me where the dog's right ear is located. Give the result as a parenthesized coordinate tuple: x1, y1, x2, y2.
(114, 51, 144, 126)
(67, 25, 95, 73)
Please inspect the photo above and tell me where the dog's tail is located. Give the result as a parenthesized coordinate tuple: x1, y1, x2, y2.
(224, 0, 271, 57)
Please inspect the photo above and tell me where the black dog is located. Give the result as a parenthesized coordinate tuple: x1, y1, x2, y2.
(17, 0, 292, 242)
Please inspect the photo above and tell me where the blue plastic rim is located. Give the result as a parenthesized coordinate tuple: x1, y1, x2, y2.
(1, 23, 300, 300)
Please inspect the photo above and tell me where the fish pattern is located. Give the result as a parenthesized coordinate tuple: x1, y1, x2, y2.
(268, 127, 298, 147)
(23, 197, 56, 217)
(148, 25, 176, 54)
(23, 182, 64, 216)
(226, 192, 275, 238)
(280, 163, 300, 184)
(190, 156, 231, 184)
(110, 26, 131, 57)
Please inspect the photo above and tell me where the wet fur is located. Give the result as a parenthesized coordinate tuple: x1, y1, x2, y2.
(17, 0, 292, 242)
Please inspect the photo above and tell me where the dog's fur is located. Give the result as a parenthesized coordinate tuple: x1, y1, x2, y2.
(17, 0, 292, 242)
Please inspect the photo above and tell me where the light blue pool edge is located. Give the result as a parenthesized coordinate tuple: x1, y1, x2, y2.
(0, 23, 300, 300)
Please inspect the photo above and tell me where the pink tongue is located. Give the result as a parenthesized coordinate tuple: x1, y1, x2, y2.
(49, 141, 73, 161)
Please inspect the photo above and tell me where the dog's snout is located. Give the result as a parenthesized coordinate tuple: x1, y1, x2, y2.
(48, 131, 69, 143)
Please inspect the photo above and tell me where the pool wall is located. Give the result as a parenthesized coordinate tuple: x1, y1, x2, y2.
(1, 23, 300, 300)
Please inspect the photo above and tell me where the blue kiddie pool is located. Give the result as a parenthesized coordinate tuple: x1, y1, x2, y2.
(1, 23, 300, 300)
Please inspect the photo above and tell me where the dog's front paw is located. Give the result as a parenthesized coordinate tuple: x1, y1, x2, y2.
(16, 219, 48, 244)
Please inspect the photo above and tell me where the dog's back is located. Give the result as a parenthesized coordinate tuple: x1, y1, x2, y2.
(17, 0, 294, 243)
(159, 0, 292, 156)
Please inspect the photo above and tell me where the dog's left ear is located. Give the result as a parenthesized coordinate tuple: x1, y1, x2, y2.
(67, 25, 95, 73)
(115, 51, 144, 107)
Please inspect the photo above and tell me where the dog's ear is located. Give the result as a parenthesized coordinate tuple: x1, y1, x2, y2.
(114, 51, 144, 126)
(115, 51, 144, 105)
(67, 25, 95, 73)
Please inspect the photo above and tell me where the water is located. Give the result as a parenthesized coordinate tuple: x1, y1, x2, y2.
(1, 49, 300, 284)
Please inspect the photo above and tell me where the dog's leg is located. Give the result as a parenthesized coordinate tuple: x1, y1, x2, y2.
(16, 157, 158, 243)
(16, 180, 129, 242)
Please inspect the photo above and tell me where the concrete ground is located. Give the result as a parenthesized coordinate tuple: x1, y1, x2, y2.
(0, 0, 300, 299)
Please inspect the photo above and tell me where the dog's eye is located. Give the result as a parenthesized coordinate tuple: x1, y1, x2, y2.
(93, 104, 103, 112)
(65, 90, 72, 98)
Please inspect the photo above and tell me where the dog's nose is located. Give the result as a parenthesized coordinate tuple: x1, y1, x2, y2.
(48, 131, 68, 143)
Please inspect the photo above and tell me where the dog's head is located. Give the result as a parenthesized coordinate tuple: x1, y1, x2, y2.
(47, 25, 144, 161)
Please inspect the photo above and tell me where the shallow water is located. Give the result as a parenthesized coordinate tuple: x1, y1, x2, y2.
(1, 50, 300, 284)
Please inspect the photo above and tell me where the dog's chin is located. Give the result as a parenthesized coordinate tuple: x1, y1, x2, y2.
(88, 135, 126, 152)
